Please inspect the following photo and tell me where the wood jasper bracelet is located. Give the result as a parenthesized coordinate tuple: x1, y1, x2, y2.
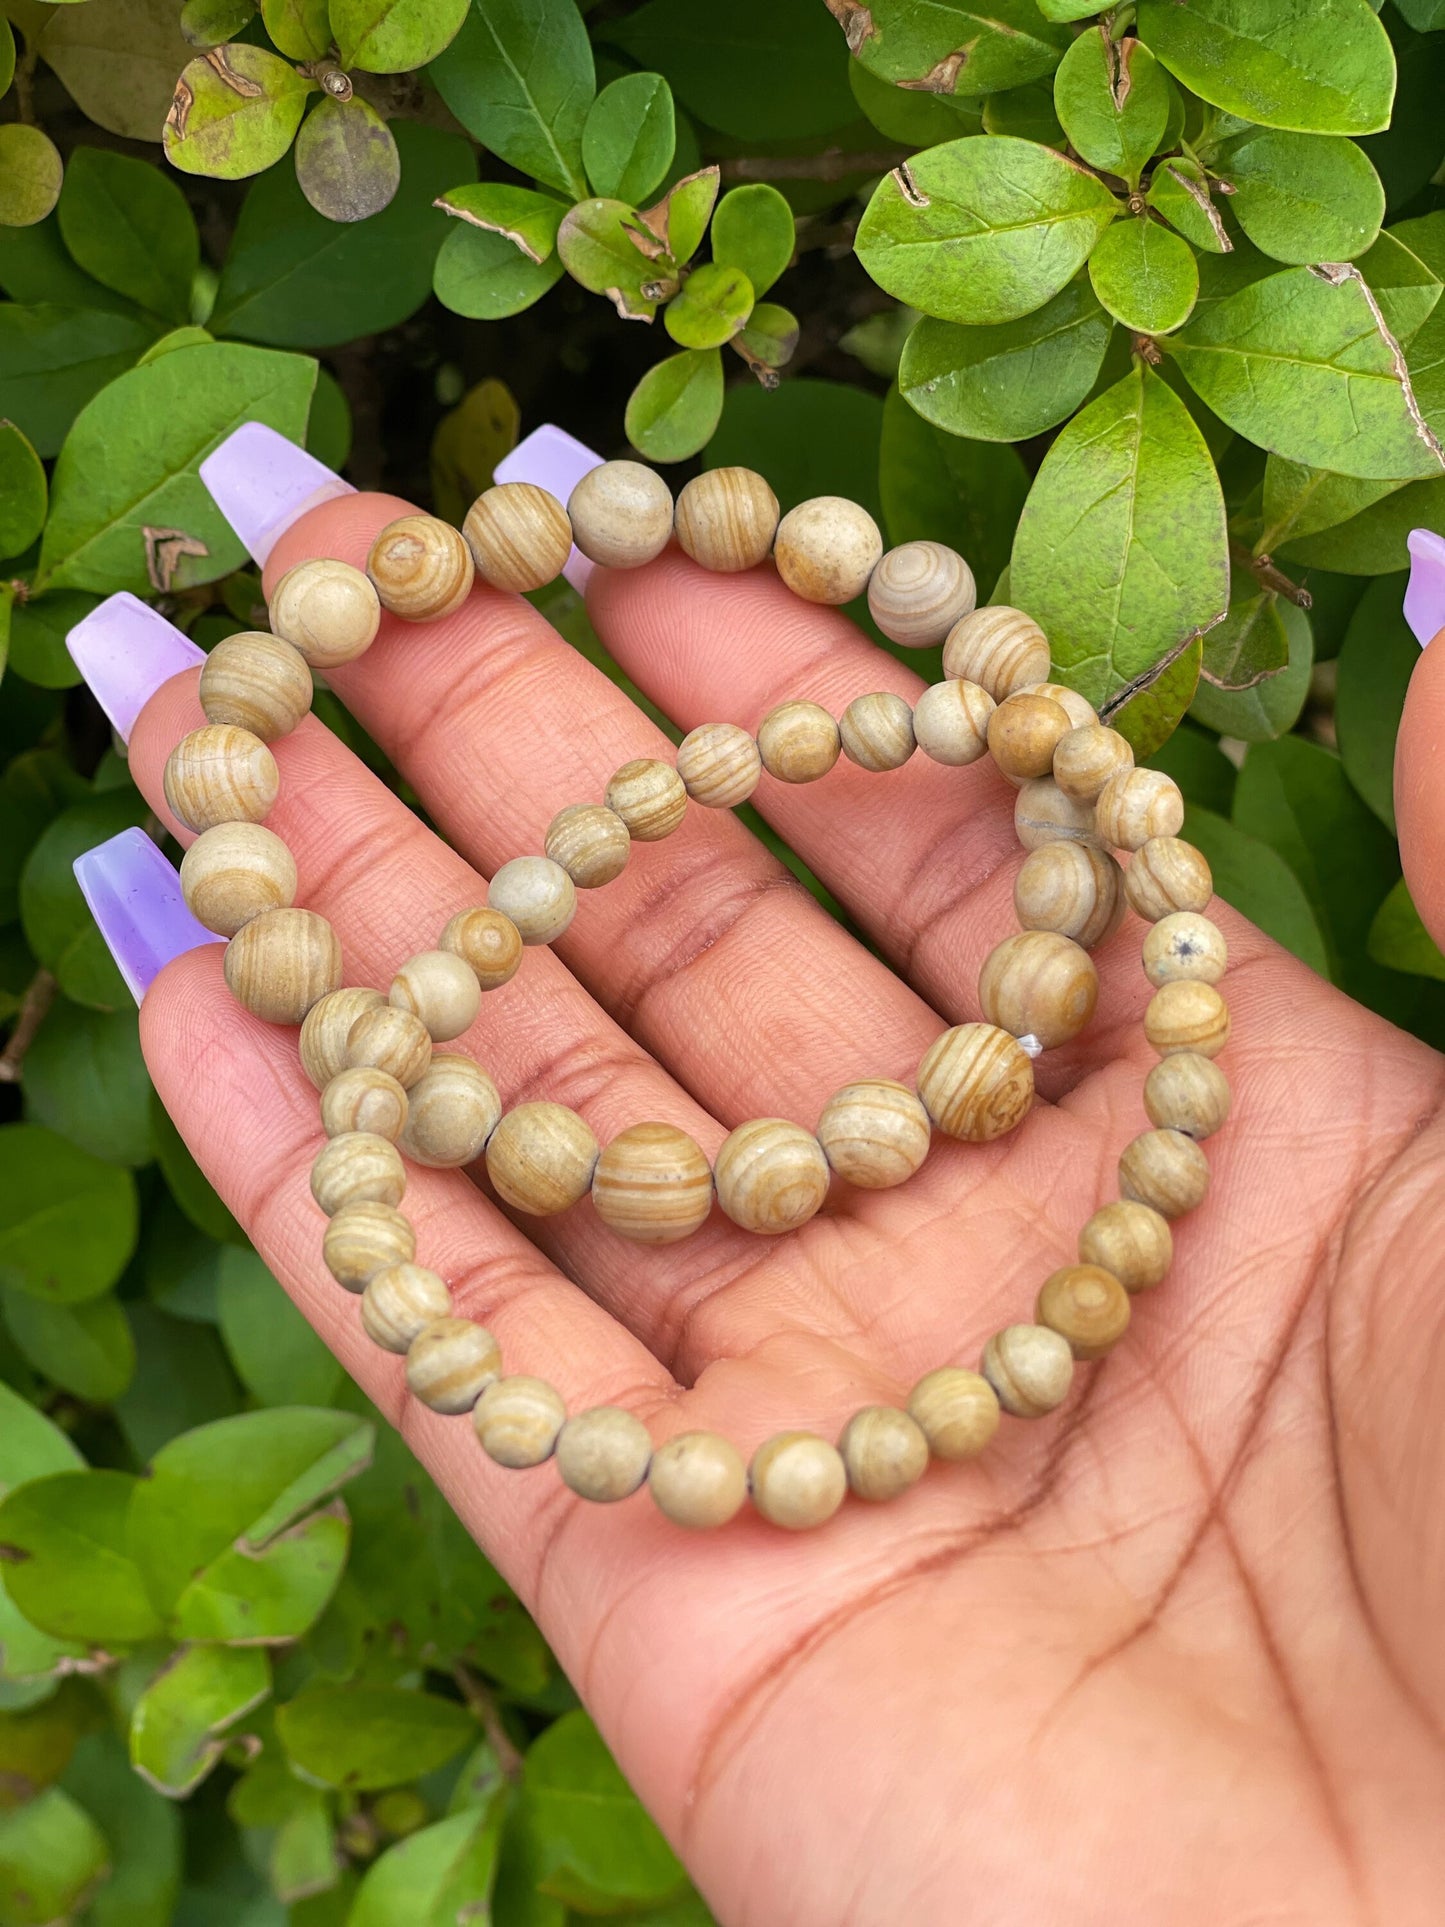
(165, 455, 1231, 1533)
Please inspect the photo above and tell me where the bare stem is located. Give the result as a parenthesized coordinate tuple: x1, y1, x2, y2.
(1232, 542, 1313, 609)
(720, 148, 908, 183)
(452, 1664, 524, 1782)
(0, 970, 57, 1084)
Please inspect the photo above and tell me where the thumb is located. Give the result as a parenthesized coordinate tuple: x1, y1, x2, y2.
(1394, 530, 1445, 947)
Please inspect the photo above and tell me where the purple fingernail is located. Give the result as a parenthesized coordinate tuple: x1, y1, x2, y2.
(66, 593, 205, 745)
(199, 422, 353, 566)
(1404, 529, 1445, 647)
(495, 423, 603, 592)
(74, 828, 223, 1005)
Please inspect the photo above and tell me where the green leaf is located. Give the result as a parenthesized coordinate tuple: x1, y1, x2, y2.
(430, 0, 594, 200)
(1368, 877, 1445, 981)
(217, 1248, 342, 1407)
(1335, 572, 1416, 831)
(1087, 217, 1198, 334)
(0, 305, 158, 459)
(0, 750, 89, 926)
(1259, 455, 1401, 553)
(333, 0, 468, 69)
(163, 45, 316, 180)
(1053, 30, 1170, 186)
(557, 198, 667, 320)
(0, 1383, 83, 1498)
(0, 215, 150, 315)
(0, 1786, 110, 1926)
(115, 1305, 243, 1464)
(0, 1579, 85, 1688)
(3, 1288, 136, 1402)
(349, 1800, 504, 1927)
(1360, 9, 1445, 212)
(582, 72, 674, 205)
(848, 55, 983, 146)
(277, 1684, 474, 1790)
(733, 300, 799, 382)
(1218, 129, 1384, 267)
(433, 225, 564, 319)
(27, 0, 196, 147)
(1282, 472, 1444, 575)
(23, 1001, 153, 1166)
(56, 149, 199, 324)
(0, 420, 45, 560)
(879, 384, 1028, 613)
(624, 348, 722, 462)
(706, 377, 884, 521)
(711, 184, 793, 301)
(293, 98, 400, 225)
(1192, 593, 1312, 739)
(0, 17, 13, 96)
(62, 1730, 183, 1927)
(1037, 0, 1107, 18)
(664, 262, 752, 349)
(1011, 360, 1228, 710)
(844, 0, 1069, 98)
(981, 78, 1065, 147)
(1136, 0, 1396, 136)
(855, 137, 1119, 327)
(1182, 802, 1330, 976)
(308, 365, 352, 471)
(521, 1710, 685, 1912)
(0, 1122, 138, 1305)
(0, 127, 62, 231)
(150, 1093, 246, 1244)
(261, 0, 328, 57)
(130, 1644, 271, 1796)
(434, 183, 565, 264)
(271, 1782, 337, 1903)
(640, 165, 718, 268)
(0, 1469, 161, 1643)
(1146, 160, 1231, 255)
(1108, 635, 1202, 757)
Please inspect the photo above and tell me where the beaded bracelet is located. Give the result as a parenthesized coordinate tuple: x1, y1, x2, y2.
(162, 455, 1230, 1533)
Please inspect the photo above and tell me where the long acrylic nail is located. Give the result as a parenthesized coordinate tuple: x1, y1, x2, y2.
(1404, 529, 1445, 647)
(66, 593, 205, 745)
(199, 422, 353, 567)
(74, 828, 223, 1005)
(495, 423, 603, 592)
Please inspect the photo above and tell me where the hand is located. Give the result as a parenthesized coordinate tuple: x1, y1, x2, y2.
(101, 459, 1445, 1926)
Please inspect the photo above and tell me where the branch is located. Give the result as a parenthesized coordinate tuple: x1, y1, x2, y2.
(720, 148, 908, 183)
(452, 1664, 524, 1782)
(0, 970, 57, 1084)
(1232, 542, 1313, 609)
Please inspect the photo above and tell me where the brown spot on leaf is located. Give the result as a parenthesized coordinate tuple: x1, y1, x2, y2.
(0, 1544, 31, 1565)
(1317, 262, 1445, 472)
(204, 47, 265, 97)
(144, 527, 209, 593)
(166, 76, 194, 142)
(824, 0, 876, 52)
(434, 195, 546, 263)
(1163, 165, 1231, 252)
(898, 50, 967, 94)
(893, 160, 930, 209)
(604, 284, 655, 322)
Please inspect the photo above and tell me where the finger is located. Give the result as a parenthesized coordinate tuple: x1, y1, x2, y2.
(1396, 534, 1445, 947)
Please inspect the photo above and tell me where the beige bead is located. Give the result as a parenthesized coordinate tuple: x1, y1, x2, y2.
(361, 1261, 450, 1353)
(545, 804, 631, 889)
(389, 949, 481, 1041)
(916, 1023, 1034, 1141)
(648, 1431, 748, 1530)
(907, 1368, 1000, 1461)
(839, 692, 916, 772)
(749, 1431, 848, 1529)
(816, 1079, 931, 1188)
(674, 466, 779, 572)
(269, 558, 380, 668)
(180, 821, 296, 937)
(555, 1406, 653, 1503)
(463, 482, 571, 592)
(366, 514, 474, 621)
(838, 1406, 929, 1502)
(1036, 1263, 1131, 1360)
(1120, 1128, 1210, 1218)
(1142, 912, 1227, 987)
(942, 606, 1050, 700)
(346, 1003, 432, 1088)
(1014, 842, 1124, 950)
(866, 541, 977, 648)
(199, 631, 312, 742)
(1124, 835, 1213, 922)
(400, 1054, 501, 1168)
(224, 907, 342, 1024)
(567, 460, 673, 569)
(1052, 723, 1133, 803)
(323, 1199, 415, 1293)
(676, 722, 762, 808)
(773, 496, 883, 605)
(981, 1324, 1074, 1418)
(311, 1131, 406, 1216)
(1079, 1199, 1172, 1292)
(1096, 766, 1185, 852)
(164, 725, 278, 833)
(474, 1375, 567, 1468)
(486, 1101, 599, 1215)
(439, 906, 524, 991)
(756, 700, 841, 784)
(1144, 980, 1230, 1058)
(405, 1317, 501, 1414)
(1014, 777, 1104, 853)
(1144, 1052, 1231, 1140)
(604, 758, 688, 840)
(1023, 681, 1097, 730)
(911, 678, 994, 766)
(979, 931, 1098, 1051)
(987, 692, 1071, 782)
(301, 986, 385, 1090)
(486, 856, 576, 945)
(320, 1066, 408, 1141)
(591, 1122, 713, 1244)
(714, 1118, 830, 1235)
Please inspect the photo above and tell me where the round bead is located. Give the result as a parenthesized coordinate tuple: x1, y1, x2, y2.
(389, 949, 481, 1041)
(323, 1200, 415, 1293)
(866, 541, 976, 647)
(816, 1079, 931, 1188)
(713, 1119, 830, 1235)
(1144, 1052, 1231, 1140)
(1142, 912, 1227, 987)
(1014, 778, 1103, 853)
(321, 1066, 408, 1141)
(911, 678, 994, 766)
(311, 1132, 406, 1216)
(987, 692, 1072, 782)
(269, 558, 380, 668)
(486, 856, 576, 945)
(1144, 980, 1230, 1058)
(567, 460, 673, 569)
(1052, 723, 1133, 803)
(916, 1023, 1034, 1141)
(555, 1407, 652, 1503)
(405, 1318, 501, 1414)
(463, 482, 572, 592)
(474, 1375, 567, 1468)
(979, 931, 1098, 1051)
(361, 1262, 450, 1354)
(756, 701, 841, 784)
(486, 1102, 599, 1215)
(439, 907, 524, 991)
(224, 907, 341, 1024)
(838, 1406, 929, 1502)
(301, 987, 385, 1090)
(1124, 836, 1213, 922)
(1036, 1264, 1131, 1360)
(1078, 1200, 1172, 1292)
(676, 722, 761, 808)
(399, 1054, 501, 1168)
(1014, 842, 1124, 951)
(1096, 766, 1185, 852)
(366, 514, 474, 621)
(1119, 1128, 1210, 1218)
(773, 496, 883, 605)
(648, 1431, 748, 1530)
(1023, 681, 1097, 730)
(180, 821, 296, 937)
(199, 631, 312, 742)
(981, 1324, 1074, 1418)
(346, 1004, 432, 1088)
(839, 691, 916, 772)
(674, 466, 779, 572)
(942, 606, 1049, 700)
(907, 1368, 1000, 1461)
(603, 758, 687, 841)
(164, 725, 278, 833)
(545, 804, 631, 889)
(591, 1122, 714, 1244)
(749, 1432, 848, 1530)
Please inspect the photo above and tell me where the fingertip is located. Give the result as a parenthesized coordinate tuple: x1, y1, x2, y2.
(1394, 628, 1445, 946)
(261, 490, 416, 598)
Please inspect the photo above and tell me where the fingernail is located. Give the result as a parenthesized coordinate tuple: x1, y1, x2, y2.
(199, 422, 353, 566)
(74, 827, 223, 1005)
(1404, 529, 1445, 647)
(66, 593, 205, 745)
(495, 423, 603, 593)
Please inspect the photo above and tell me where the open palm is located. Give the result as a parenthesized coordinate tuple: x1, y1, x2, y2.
(128, 489, 1445, 1925)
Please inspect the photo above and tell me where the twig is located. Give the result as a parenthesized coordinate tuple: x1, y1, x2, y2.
(720, 148, 908, 183)
(12, 40, 38, 128)
(1232, 542, 1312, 609)
(0, 970, 56, 1083)
(452, 1664, 524, 1782)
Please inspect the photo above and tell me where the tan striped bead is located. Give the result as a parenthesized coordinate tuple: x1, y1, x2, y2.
(749, 1432, 848, 1529)
(1078, 1200, 1172, 1292)
(1143, 912, 1227, 987)
(568, 460, 674, 569)
(474, 1375, 567, 1467)
(164, 725, 278, 833)
(399, 1054, 501, 1168)
(1124, 836, 1213, 922)
(486, 856, 576, 945)
(648, 1431, 748, 1530)
(774, 496, 882, 605)
(591, 1122, 714, 1244)
(866, 541, 976, 648)
(346, 1003, 432, 1088)
(321, 1066, 408, 1141)
(463, 482, 571, 592)
(225, 907, 341, 1024)
(301, 986, 385, 1090)
(982, 1324, 1074, 1418)
(1022, 681, 1097, 730)
(604, 758, 687, 840)
(389, 949, 481, 1042)
(907, 1368, 1000, 1461)
(911, 678, 994, 766)
(757, 700, 840, 783)
(269, 558, 380, 668)
(199, 631, 312, 742)
(545, 804, 631, 888)
(367, 514, 473, 621)
(714, 1118, 830, 1235)
(486, 1101, 599, 1215)
(838, 1406, 929, 1502)
(1096, 766, 1185, 852)
(916, 1023, 1034, 1141)
(1144, 1052, 1231, 1139)
(180, 821, 296, 938)
(323, 1199, 415, 1293)
(1120, 1128, 1210, 1218)
(311, 1132, 406, 1216)
(361, 1262, 450, 1353)
(405, 1318, 501, 1414)
(676, 722, 762, 808)
(439, 907, 525, 990)
(1014, 842, 1124, 950)
(555, 1407, 653, 1502)
(979, 931, 1098, 1050)
(1052, 722, 1133, 803)
(1144, 980, 1230, 1058)
(942, 606, 1049, 700)
(987, 693, 1071, 782)
(674, 467, 779, 572)
(1036, 1264, 1131, 1359)
(816, 1079, 931, 1188)
(1014, 778, 1104, 852)
(839, 691, 915, 772)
